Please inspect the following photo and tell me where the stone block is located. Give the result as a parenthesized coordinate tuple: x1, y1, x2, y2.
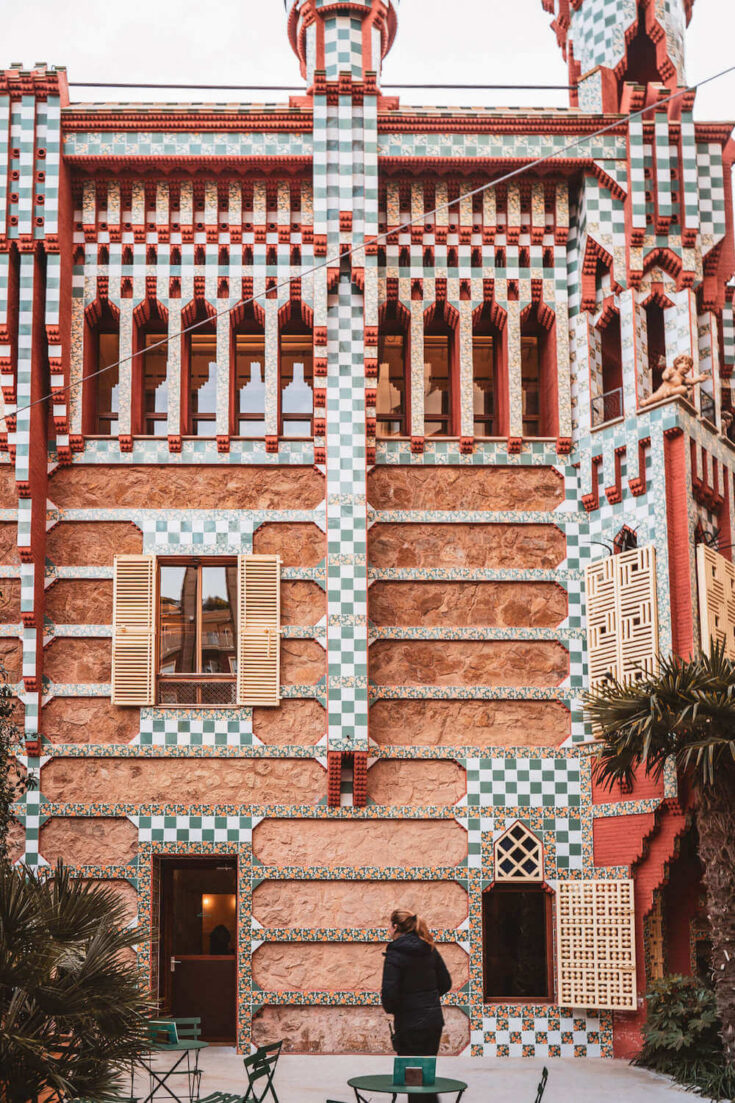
(0, 579, 20, 622)
(367, 466, 563, 511)
(46, 521, 143, 566)
(251, 1004, 469, 1054)
(253, 522, 326, 566)
(281, 639, 326, 684)
(45, 580, 113, 625)
(253, 818, 467, 868)
(365, 760, 465, 806)
(42, 697, 140, 745)
(369, 640, 568, 687)
(252, 879, 469, 929)
(281, 581, 326, 626)
(0, 523, 20, 564)
(368, 522, 565, 569)
(251, 941, 469, 992)
(43, 639, 111, 684)
(253, 699, 325, 746)
(40, 817, 138, 866)
(369, 699, 570, 747)
(369, 581, 566, 627)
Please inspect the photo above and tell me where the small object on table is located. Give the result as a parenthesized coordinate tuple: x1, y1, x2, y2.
(405, 1068, 423, 1086)
(394, 1058, 435, 1087)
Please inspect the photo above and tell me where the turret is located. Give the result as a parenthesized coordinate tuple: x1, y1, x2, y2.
(283, 0, 399, 88)
(541, 0, 696, 111)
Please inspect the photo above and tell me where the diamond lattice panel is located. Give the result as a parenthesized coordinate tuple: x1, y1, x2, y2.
(494, 821, 544, 882)
(556, 879, 637, 1011)
(696, 545, 735, 659)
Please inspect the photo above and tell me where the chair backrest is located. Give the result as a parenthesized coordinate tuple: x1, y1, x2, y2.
(171, 1017, 201, 1041)
(146, 1019, 179, 1046)
(534, 1066, 549, 1103)
(243, 1041, 282, 1103)
(393, 1057, 436, 1086)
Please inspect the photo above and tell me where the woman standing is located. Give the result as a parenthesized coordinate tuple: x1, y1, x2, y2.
(381, 908, 452, 1101)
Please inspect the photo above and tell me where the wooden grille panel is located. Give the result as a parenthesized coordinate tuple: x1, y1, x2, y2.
(556, 879, 637, 1010)
(112, 555, 155, 705)
(696, 544, 735, 659)
(585, 546, 658, 686)
(238, 554, 281, 706)
(494, 821, 543, 882)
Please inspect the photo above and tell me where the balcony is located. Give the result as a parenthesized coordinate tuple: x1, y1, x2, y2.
(591, 387, 623, 428)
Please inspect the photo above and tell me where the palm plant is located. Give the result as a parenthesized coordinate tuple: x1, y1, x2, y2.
(585, 643, 735, 1066)
(0, 860, 152, 1103)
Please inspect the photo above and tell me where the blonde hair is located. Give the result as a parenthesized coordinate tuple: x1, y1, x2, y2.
(391, 908, 435, 945)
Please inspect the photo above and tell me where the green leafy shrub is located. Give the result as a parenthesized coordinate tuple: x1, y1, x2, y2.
(635, 975, 735, 1100)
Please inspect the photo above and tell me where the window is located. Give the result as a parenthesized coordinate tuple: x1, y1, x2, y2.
(189, 334, 217, 436)
(280, 329, 313, 437)
(142, 333, 168, 436)
(83, 298, 120, 436)
(424, 333, 451, 436)
(96, 332, 120, 435)
(598, 312, 623, 423)
(585, 545, 658, 687)
(472, 335, 495, 436)
(377, 334, 407, 436)
(645, 302, 667, 392)
(521, 337, 540, 436)
(158, 560, 238, 705)
(235, 334, 266, 436)
(482, 885, 552, 1001)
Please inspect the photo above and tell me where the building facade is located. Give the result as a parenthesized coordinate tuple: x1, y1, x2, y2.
(1, 0, 734, 1059)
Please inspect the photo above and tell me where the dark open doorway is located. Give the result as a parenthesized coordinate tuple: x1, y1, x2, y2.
(158, 857, 237, 1042)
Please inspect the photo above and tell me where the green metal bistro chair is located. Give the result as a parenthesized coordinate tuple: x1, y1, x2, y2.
(243, 1040, 283, 1103)
(533, 1066, 549, 1103)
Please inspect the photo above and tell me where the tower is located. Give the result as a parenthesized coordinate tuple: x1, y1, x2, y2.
(284, 0, 399, 88)
(542, 0, 696, 111)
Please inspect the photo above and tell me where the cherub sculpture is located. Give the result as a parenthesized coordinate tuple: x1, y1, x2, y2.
(640, 353, 710, 407)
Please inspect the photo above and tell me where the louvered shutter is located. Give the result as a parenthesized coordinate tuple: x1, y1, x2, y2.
(112, 555, 155, 705)
(237, 554, 281, 706)
(585, 546, 658, 686)
(556, 879, 637, 1011)
(696, 544, 735, 659)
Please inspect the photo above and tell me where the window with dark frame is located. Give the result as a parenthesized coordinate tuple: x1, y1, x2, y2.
(280, 330, 313, 437)
(96, 331, 120, 435)
(235, 333, 266, 436)
(482, 884, 553, 1001)
(189, 333, 218, 436)
(424, 332, 451, 436)
(142, 333, 169, 436)
(521, 336, 541, 437)
(376, 332, 407, 436)
(158, 560, 238, 706)
(473, 334, 495, 436)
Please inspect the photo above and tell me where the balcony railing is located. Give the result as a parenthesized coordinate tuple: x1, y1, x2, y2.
(700, 391, 716, 425)
(591, 387, 623, 428)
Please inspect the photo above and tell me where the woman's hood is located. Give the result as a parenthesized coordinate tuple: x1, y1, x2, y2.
(388, 932, 433, 956)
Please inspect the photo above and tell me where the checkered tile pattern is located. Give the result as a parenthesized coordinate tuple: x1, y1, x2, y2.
(476, 1009, 610, 1058)
(137, 709, 254, 747)
(134, 814, 252, 844)
(465, 757, 582, 808)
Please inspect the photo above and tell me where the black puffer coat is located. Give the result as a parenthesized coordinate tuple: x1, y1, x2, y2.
(380, 933, 452, 1033)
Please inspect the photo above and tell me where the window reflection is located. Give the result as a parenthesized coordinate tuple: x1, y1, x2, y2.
(280, 333, 313, 437)
(473, 335, 495, 436)
(190, 334, 217, 436)
(143, 333, 168, 436)
(235, 335, 266, 437)
(424, 333, 450, 437)
(521, 337, 540, 437)
(159, 563, 238, 678)
(97, 332, 120, 435)
(377, 333, 406, 436)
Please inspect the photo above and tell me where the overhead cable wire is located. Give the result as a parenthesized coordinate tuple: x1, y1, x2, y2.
(68, 81, 576, 92)
(6, 62, 735, 426)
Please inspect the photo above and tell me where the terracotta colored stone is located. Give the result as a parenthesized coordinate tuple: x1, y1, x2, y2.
(252, 941, 468, 992)
(42, 757, 325, 807)
(0, 466, 17, 509)
(6, 816, 25, 863)
(42, 697, 140, 745)
(369, 640, 568, 686)
(366, 760, 466, 806)
(40, 817, 138, 867)
(49, 466, 325, 511)
(46, 522, 143, 566)
(281, 639, 325, 684)
(281, 581, 326, 626)
(370, 699, 570, 747)
(43, 639, 111, 684)
(45, 580, 113, 625)
(251, 1005, 469, 1054)
(0, 640, 22, 683)
(253, 522, 325, 567)
(253, 699, 325, 746)
(0, 579, 20, 622)
(367, 466, 563, 511)
(0, 523, 20, 565)
(369, 582, 566, 627)
(369, 522, 566, 569)
(252, 879, 469, 929)
(253, 819, 467, 868)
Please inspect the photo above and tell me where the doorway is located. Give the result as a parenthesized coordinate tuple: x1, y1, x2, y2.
(159, 857, 237, 1042)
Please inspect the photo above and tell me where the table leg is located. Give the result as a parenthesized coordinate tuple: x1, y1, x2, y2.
(139, 1050, 190, 1103)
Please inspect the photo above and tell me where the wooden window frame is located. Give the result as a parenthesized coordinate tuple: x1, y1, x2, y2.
(481, 882, 555, 1005)
(377, 324, 410, 438)
(278, 325, 314, 439)
(186, 331, 218, 438)
(423, 329, 456, 437)
(231, 330, 266, 438)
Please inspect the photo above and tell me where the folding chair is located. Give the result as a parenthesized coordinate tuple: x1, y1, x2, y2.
(533, 1066, 549, 1103)
(243, 1041, 283, 1103)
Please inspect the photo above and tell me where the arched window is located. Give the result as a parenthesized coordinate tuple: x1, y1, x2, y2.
(279, 305, 313, 438)
(132, 299, 168, 437)
(181, 300, 217, 436)
(482, 883, 553, 1001)
(645, 300, 667, 391)
(595, 308, 624, 425)
(472, 303, 505, 437)
(377, 302, 409, 437)
(232, 303, 265, 437)
(83, 298, 120, 436)
(424, 302, 457, 437)
(520, 302, 557, 437)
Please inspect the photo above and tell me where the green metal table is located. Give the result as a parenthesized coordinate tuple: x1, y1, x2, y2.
(348, 1074, 467, 1102)
(139, 1038, 209, 1103)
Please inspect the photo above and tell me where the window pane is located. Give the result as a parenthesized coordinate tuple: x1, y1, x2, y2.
(424, 334, 450, 437)
(473, 335, 494, 436)
(159, 565, 198, 674)
(190, 334, 217, 435)
(143, 333, 168, 436)
(97, 332, 120, 435)
(377, 333, 406, 437)
(200, 566, 237, 674)
(521, 336, 540, 436)
(235, 335, 266, 437)
(281, 333, 313, 437)
(483, 888, 549, 1000)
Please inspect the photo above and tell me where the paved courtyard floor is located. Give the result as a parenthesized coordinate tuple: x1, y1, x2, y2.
(134, 1048, 701, 1102)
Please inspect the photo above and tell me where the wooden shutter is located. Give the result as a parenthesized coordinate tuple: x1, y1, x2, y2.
(237, 554, 281, 706)
(696, 544, 735, 659)
(585, 546, 658, 686)
(112, 555, 155, 705)
(556, 879, 637, 1011)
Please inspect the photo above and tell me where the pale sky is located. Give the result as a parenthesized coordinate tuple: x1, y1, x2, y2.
(2, 0, 734, 120)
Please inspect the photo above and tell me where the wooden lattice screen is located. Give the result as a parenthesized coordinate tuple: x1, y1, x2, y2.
(237, 554, 281, 706)
(494, 822, 543, 882)
(585, 546, 658, 686)
(556, 879, 637, 1010)
(696, 544, 735, 659)
(111, 555, 155, 705)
